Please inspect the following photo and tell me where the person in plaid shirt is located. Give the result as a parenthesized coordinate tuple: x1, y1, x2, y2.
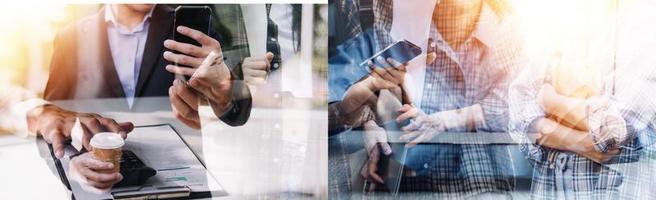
(508, 37, 656, 200)
(389, 0, 526, 198)
(330, 0, 527, 198)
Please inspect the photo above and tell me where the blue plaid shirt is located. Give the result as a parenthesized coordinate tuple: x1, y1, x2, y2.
(404, 4, 526, 198)
(330, 2, 526, 197)
(508, 51, 656, 199)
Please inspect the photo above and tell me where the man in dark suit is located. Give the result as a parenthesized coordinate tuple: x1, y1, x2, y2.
(26, 4, 256, 191)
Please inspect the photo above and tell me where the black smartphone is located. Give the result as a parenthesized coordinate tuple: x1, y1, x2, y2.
(172, 5, 213, 81)
(375, 143, 407, 195)
(173, 6, 213, 47)
(360, 40, 422, 68)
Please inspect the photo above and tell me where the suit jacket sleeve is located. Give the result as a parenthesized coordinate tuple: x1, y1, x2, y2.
(216, 66, 252, 126)
(44, 30, 77, 101)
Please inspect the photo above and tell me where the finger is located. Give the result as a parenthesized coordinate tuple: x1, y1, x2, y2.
(406, 133, 426, 148)
(243, 54, 272, 71)
(399, 131, 421, 142)
(82, 113, 102, 118)
(366, 60, 374, 73)
(164, 39, 206, 58)
(245, 77, 267, 86)
(369, 70, 395, 89)
(166, 64, 196, 77)
(398, 104, 413, 112)
(386, 58, 406, 70)
(360, 161, 370, 179)
(367, 152, 384, 184)
(371, 65, 398, 84)
(97, 118, 122, 135)
(396, 109, 418, 122)
(118, 122, 134, 138)
(50, 129, 66, 158)
(171, 103, 201, 129)
(177, 26, 221, 50)
(243, 60, 270, 71)
(386, 67, 404, 82)
(82, 117, 104, 134)
(375, 56, 393, 68)
(406, 128, 436, 148)
(178, 115, 201, 129)
(86, 179, 115, 190)
(83, 171, 122, 189)
(79, 160, 119, 183)
(607, 149, 620, 156)
(369, 170, 384, 184)
(169, 87, 198, 120)
(401, 121, 422, 132)
(369, 68, 383, 80)
(243, 67, 268, 78)
(82, 157, 114, 170)
(173, 80, 199, 111)
(163, 51, 202, 68)
(379, 142, 392, 156)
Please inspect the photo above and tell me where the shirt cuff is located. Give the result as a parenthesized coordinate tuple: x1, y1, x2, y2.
(587, 99, 628, 152)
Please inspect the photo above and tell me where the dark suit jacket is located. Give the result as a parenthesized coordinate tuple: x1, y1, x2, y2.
(44, 5, 251, 126)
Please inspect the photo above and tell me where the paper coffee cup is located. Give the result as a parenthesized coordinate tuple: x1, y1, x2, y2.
(90, 132, 124, 173)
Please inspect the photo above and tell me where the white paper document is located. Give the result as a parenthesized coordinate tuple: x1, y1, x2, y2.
(60, 124, 224, 200)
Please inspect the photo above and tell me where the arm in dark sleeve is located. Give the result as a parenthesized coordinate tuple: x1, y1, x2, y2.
(209, 22, 251, 126)
(217, 63, 252, 126)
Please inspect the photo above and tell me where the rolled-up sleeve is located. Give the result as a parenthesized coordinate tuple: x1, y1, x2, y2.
(508, 61, 548, 163)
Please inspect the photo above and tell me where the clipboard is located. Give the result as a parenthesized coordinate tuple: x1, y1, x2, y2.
(48, 124, 227, 199)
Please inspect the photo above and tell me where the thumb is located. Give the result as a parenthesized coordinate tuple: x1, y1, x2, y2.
(402, 120, 421, 132)
(118, 122, 134, 138)
(398, 104, 412, 112)
(380, 142, 392, 156)
(376, 130, 392, 155)
(265, 52, 274, 61)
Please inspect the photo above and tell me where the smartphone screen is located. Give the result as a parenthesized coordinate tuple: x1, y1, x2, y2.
(173, 6, 213, 48)
(360, 40, 422, 68)
(172, 6, 213, 80)
(376, 143, 408, 195)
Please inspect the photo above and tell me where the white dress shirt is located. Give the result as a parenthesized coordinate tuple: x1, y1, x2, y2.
(104, 5, 154, 107)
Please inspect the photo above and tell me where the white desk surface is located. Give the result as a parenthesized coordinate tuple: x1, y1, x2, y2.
(0, 97, 327, 199)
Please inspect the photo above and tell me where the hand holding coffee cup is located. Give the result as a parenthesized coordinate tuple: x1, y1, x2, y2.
(90, 132, 125, 173)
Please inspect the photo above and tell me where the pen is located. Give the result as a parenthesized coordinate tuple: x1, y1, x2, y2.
(157, 166, 190, 171)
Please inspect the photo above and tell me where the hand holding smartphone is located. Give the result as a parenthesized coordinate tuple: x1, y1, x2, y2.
(170, 6, 213, 81)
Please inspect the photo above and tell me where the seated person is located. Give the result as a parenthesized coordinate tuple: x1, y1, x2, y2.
(509, 53, 653, 199)
(330, 0, 524, 197)
(21, 4, 265, 192)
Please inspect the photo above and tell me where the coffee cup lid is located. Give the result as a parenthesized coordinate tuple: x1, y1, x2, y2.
(90, 132, 124, 149)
